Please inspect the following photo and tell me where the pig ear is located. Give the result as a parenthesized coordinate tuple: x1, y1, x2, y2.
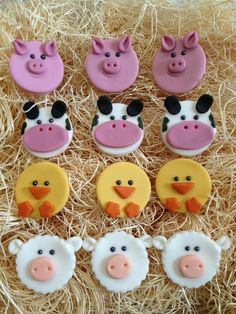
(23, 101, 39, 120)
(140, 235, 152, 248)
(164, 96, 181, 115)
(44, 40, 58, 56)
(92, 37, 104, 54)
(127, 100, 143, 117)
(152, 236, 167, 250)
(13, 39, 29, 55)
(97, 96, 113, 115)
(216, 236, 231, 251)
(118, 36, 132, 52)
(67, 236, 82, 252)
(82, 237, 97, 252)
(196, 94, 213, 114)
(9, 239, 23, 255)
(161, 35, 176, 52)
(183, 31, 199, 49)
(51, 100, 67, 118)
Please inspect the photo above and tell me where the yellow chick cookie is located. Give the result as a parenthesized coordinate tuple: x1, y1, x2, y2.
(15, 162, 69, 218)
(155, 158, 211, 214)
(96, 162, 151, 218)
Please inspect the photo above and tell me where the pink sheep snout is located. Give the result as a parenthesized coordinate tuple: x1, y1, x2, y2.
(179, 255, 205, 278)
(31, 257, 56, 281)
(106, 254, 131, 279)
(168, 57, 186, 74)
(27, 59, 47, 74)
(103, 58, 120, 74)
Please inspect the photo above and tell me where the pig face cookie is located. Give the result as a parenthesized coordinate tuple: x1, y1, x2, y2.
(9, 40, 64, 93)
(152, 31, 206, 94)
(86, 36, 139, 92)
(16, 162, 69, 218)
(9, 235, 82, 294)
(162, 94, 216, 156)
(92, 96, 144, 156)
(153, 231, 231, 288)
(96, 162, 151, 218)
(83, 231, 152, 292)
(21, 100, 73, 158)
(155, 158, 211, 214)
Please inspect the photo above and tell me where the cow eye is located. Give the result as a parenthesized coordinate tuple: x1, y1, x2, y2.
(30, 54, 35, 59)
(105, 52, 110, 57)
(194, 246, 200, 251)
(181, 115, 186, 120)
(44, 181, 49, 186)
(49, 249, 55, 255)
(185, 246, 190, 251)
(122, 115, 127, 120)
(186, 176, 192, 181)
(181, 50, 187, 56)
(121, 246, 127, 251)
(40, 54, 46, 60)
(37, 249, 43, 254)
(174, 176, 179, 181)
(116, 180, 121, 185)
(171, 52, 176, 58)
(49, 118, 54, 123)
(37, 120, 42, 124)
(110, 116, 115, 120)
(115, 52, 121, 57)
(110, 246, 116, 252)
(194, 115, 199, 120)
(128, 180, 133, 185)
(32, 180, 38, 186)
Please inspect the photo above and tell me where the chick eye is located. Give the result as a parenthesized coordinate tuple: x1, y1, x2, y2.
(44, 181, 49, 186)
(116, 180, 121, 185)
(194, 246, 200, 251)
(105, 52, 110, 57)
(30, 54, 35, 59)
(40, 54, 46, 60)
(115, 52, 121, 57)
(121, 246, 127, 251)
(49, 118, 54, 123)
(37, 120, 42, 124)
(186, 176, 192, 181)
(32, 180, 38, 186)
(171, 52, 176, 58)
(174, 176, 179, 181)
(181, 50, 187, 55)
(128, 180, 133, 185)
(49, 249, 55, 255)
(37, 249, 43, 254)
(185, 246, 190, 251)
(122, 115, 127, 120)
(181, 115, 186, 120)
(110, 246, 116, 252)
(110, 116, 115, 120)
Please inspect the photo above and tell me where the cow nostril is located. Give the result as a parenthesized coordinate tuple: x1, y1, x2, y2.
(112, 124, 116, 128)
(48, 127, 52, 131)
(184, 125, 188, 129)
(39, 128, 43, 132)
(194, 125, 198, 129)
(122, 124, 126, 128)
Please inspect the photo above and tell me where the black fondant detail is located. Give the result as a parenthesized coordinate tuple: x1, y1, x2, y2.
(171, 52, 176, 58)
(162, 117, 169, 132)
(128, 180, 133, 185)
(37, 249, 43, 254)
(105, 52, 110, 57)
(186, 176, 192, 181)
(65, 118, 72, 131)
(209, 113, 216, 128)
(32, 180, 38, 186)
(164, 96, 181, 115)
(174, 176, 179, 181)
(51, 100, 67, 118)
(194, 115, 199, 120)
(181, 115, 186, 120)
(21, 122, 27, 135)
(122, 115, 127, 120)
(49, 118, 54, 123)
(44, 181, 49, 186)
(127, 100, 143, 116)
(116, 52, 121, 57)
(49, 249, 55, 255)
(194, 246, 200, 252)
(40, 54, 46, 60)
(185, 246, 190, 251)
(110, 246, 116, 252)
(97, 96, 112, 115)
(121, 246, 127, 251)
(110, 115, 115, 120)
(91, 115, 99, 129)
(181, 50, 187, 55)
(116, 180, 121, 185)
(137, 116, 143, 129)
(196, 94, 213, 113)
(23, 101, 39, 120)
(30, 54, 35, 59)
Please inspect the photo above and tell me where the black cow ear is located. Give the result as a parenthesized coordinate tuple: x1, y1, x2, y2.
(97, 96, 112, 115)
(51, 100, 67, 118)
(196, 94, 213, 113)
(164, 96, 181, 115)
(23, 101, 39, 119)
(127, 100, 143, 116)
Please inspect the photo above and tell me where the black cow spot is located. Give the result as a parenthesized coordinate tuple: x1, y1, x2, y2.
(137, 116, 143, 129)
(91, 114, 99, 129)
(65, 118, 72, 131)
(162, 117, 169, 132)
(208, 113, 216, 128)
(21, 122, 27, 135)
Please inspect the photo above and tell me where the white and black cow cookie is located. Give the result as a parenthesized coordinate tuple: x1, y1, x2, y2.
(21, 100, 73, 158)
(161, 94, 216, 156)
(91, 96, 144, 156)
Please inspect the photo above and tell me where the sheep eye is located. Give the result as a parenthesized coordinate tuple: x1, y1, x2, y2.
(37, 249, 43, 254)
(121, 246, 127, 251)
(185, 246, 190, 251)
(110, 247, 116, 252)
(194, 246, 200, 252)
(49, 249, 55, 255)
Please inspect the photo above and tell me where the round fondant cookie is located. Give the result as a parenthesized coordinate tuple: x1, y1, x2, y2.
(9, 235, 82, 294)
(155, 158, 211, 214)
(21, 100, 73, 158)
(96, 162, 151, 218)
(152, 31, 206, 94)
(161, 94, 216, 156)
(91, 96, 144, 156)
(152, 231, 231, 288)
(83, 231, 152, 293)
(15, 162, 69, 218)
(86, 36, 139, 92)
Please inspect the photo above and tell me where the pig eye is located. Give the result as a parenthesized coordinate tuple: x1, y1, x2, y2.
(37, 120, 42, 124)
(194, 246, 200, 251)
(121, 246, 127, 251)
(110, 246, 116, 252)
(185, 246, 190, 251)
(30, 54, 35, 59)
(116, 180, 121, 185)
(32, 180, 38, 186)
(37, 249, 43, 254)
(186, 176, 192, 181)
(49, 249, 55, 255)
(110, 116, 115, 120)
(105, 52, 110, 57)
(115, 52, 121, 57)
(128, 180, 133, 185)
(40, 54, 46, 60)
(174, 176, 179, 181)
(49, 118, 54, 123)
(181, 50, 187, 56)
(122, 115, 127, 120)
(170, 52, 176, 58)
(44, 181, 49, 186)
(181, 115, 186, 120)
(194, 115, 199, 120)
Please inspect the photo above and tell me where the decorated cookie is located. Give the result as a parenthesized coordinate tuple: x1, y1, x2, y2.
(152, 231, 230, 288)
(96, 162, 151, 218)
(86, 36, 139, 92)
(161, 94, 216, 156)
(152, 31, 206, 94)
(83, 231, 151, 292)
(9, 39, 64, 93)
(9, 235, 82, 294)
(92, 96, 144, 156)
(15, 162, 69, 218)
(155, 158, 211, 214)
(21, 100, 73, 158)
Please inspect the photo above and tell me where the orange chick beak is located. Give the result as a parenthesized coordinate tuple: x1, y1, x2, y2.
(171, 182, 194, 195)
(113, 186, 136, 199)
(28, 186, 51, 200)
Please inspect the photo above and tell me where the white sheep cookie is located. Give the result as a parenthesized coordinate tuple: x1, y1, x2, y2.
(153, 231, 230, 288)
(83, 231, 152, 292)
(9, 235, 82, 294)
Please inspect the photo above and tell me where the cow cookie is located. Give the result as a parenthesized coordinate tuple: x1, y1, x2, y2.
(83, 231, 152, 293)
(86, 36, 139, 92)
(162, 94, 216, 156)
(155, 158, 211, 214)
(152, 31, 206, 94)
(96, 162, 151, 218)
(92, 96, 144, 156)
(16, 162, 69, 218)
(21, 100, 73, 158)
(152, 231, 231, 288)
(9, 40, 64, 93)
(9, 235, 82, 294)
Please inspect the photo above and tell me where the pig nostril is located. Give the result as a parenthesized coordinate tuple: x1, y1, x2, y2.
(40, 64, 43, 67)
(184, 125, 188, 129)
(114, 64, 117, 67)
(108, 63, 110, 67)
(172, 63, 175, 67)
(194, 125, 198, 129)
(178, 62, 181, 66)
(33, 64, 36, 67)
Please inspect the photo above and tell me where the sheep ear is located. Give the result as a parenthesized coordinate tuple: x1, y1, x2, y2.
(152, 236, 167, 250)
(83, 237, 97, 252)
(216, 236, 231, 251)
(140, 235, 152, 248)
(9, 239, 23, 255)
(67, 237, 82, 252)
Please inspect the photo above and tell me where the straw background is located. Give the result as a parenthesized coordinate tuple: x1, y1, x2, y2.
(0, 0, 235, 313)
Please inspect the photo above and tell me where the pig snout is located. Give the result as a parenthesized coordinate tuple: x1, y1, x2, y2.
(103, 58, 120, 74)
(179, 254, 205, 278)
(168, 57, 186, 74)
(106, 254, 131, 279)
(166, 121, 214, 150)
(31, 257, 56, 281)
(27, 59, 47, 74)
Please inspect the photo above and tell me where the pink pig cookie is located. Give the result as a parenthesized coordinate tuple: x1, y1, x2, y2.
(152, 32, 206, 94)
(9, 40, 64, 94)
(86, 36, 139, 92)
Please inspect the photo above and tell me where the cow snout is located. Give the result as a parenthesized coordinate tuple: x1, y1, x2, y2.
(31, 257, 56, 281)
(168, 57, 186, 74)
(27, 59, 47, 74)
(106, 254, 131, 279)
(179, 254, 205, 278)
(103, 58, 120, 74)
